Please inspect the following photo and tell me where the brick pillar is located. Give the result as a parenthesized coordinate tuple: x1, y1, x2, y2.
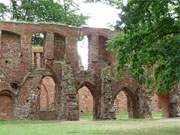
(65, 35, 79, 71)
(44, 32, 54, 60)
(66, 93, 79, 121)
(53, 62, 64, 120)
(32, 52, 35, 67)
(21, 34, 32, 71)
(93, 93, 102, 120)
(100, 66, 115, 120)
(15, 73, 43, 119)
(40, 53, 44, 68)
(36, 53, 41, 68)
(136, 87, 152, 118)
(61, 62, 79, 120)
(88, 34, 99, 71)
(34, 53, 37, 68)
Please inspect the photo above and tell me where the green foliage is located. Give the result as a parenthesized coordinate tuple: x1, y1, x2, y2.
(9, 0, 87, 26)
(0, 3, 8, 20)
(108, 0, 180, 93)
(84, 0, 122, 8)
(32, 33, 45, 46)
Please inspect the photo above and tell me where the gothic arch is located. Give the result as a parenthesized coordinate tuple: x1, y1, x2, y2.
(38, 75, 57, 120)
(113, 87, 139, 118)
(77, 81, 96, 96)
(77, 81, 99, 119)
(39, 76, 56, 110)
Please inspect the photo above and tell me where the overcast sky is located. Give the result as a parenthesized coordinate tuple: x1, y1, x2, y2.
(0, 0, 120, 69)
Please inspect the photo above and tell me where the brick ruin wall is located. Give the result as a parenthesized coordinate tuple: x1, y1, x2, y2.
(0, 22, 179, 120)
(40, 75, 160, 114)
(79, 89, 160, 113)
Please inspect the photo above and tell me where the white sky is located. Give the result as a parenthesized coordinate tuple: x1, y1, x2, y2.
(0, 0, 120, 69)
(79, 2, 119, 28)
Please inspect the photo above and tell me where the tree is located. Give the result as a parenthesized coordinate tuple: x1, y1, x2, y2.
(84, 0, 122, 8)
(1, 0, 87, 27)
(107, 0, 180, 93)
(0, 3, 8, 20)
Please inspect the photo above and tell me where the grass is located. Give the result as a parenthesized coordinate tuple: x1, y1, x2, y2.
(80, 111, 164, 120)
(0, 112, 179, 135)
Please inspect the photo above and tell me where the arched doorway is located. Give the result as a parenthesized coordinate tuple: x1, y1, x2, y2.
(77, 81, 97, 120)
(39, 76, 56, 120)
(114, 91, 128, 119)
(113, 88, 139, 119)
(0, 91, 14, 119)
(78, 86, 93, 120)
(151, 93, 163, 118)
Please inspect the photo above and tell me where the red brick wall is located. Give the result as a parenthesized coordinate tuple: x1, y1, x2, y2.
(78, 88, 160, 113)
(151, 93, 160, 112)
(0, 95, 14, 119)
(158, 95, 170, 117)
(1, 31, 21, 81)
(114, 91, 127, 112)
(32, 47, 160, 114)
(78, 87, 93, 113)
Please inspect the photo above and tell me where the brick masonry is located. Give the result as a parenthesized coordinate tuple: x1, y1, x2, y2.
(0, 21, 179, 120)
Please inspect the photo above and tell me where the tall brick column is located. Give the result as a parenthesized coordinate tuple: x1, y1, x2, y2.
(44, 32, 54, 67)
(100, 66, 115, 119)
(15, 72, 43, 119)
(21, 34, 32, 71)
(44, 32, 54, 60)
(136, 87, 152, 118)
(65, 35, 79, 71)
(88, 34, 104, 119)
(61, 62, 79, 120)
(88, 34, 99, 71)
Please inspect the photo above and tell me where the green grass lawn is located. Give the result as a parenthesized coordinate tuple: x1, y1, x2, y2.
(80, 111, 163, 120)
(0, 112, 180, 135)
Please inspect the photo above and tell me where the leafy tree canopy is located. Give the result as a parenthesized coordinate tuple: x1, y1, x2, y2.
(107, 0, 180, 93)
(1, 0, 87, 26)
(0, 3, 8, 20)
